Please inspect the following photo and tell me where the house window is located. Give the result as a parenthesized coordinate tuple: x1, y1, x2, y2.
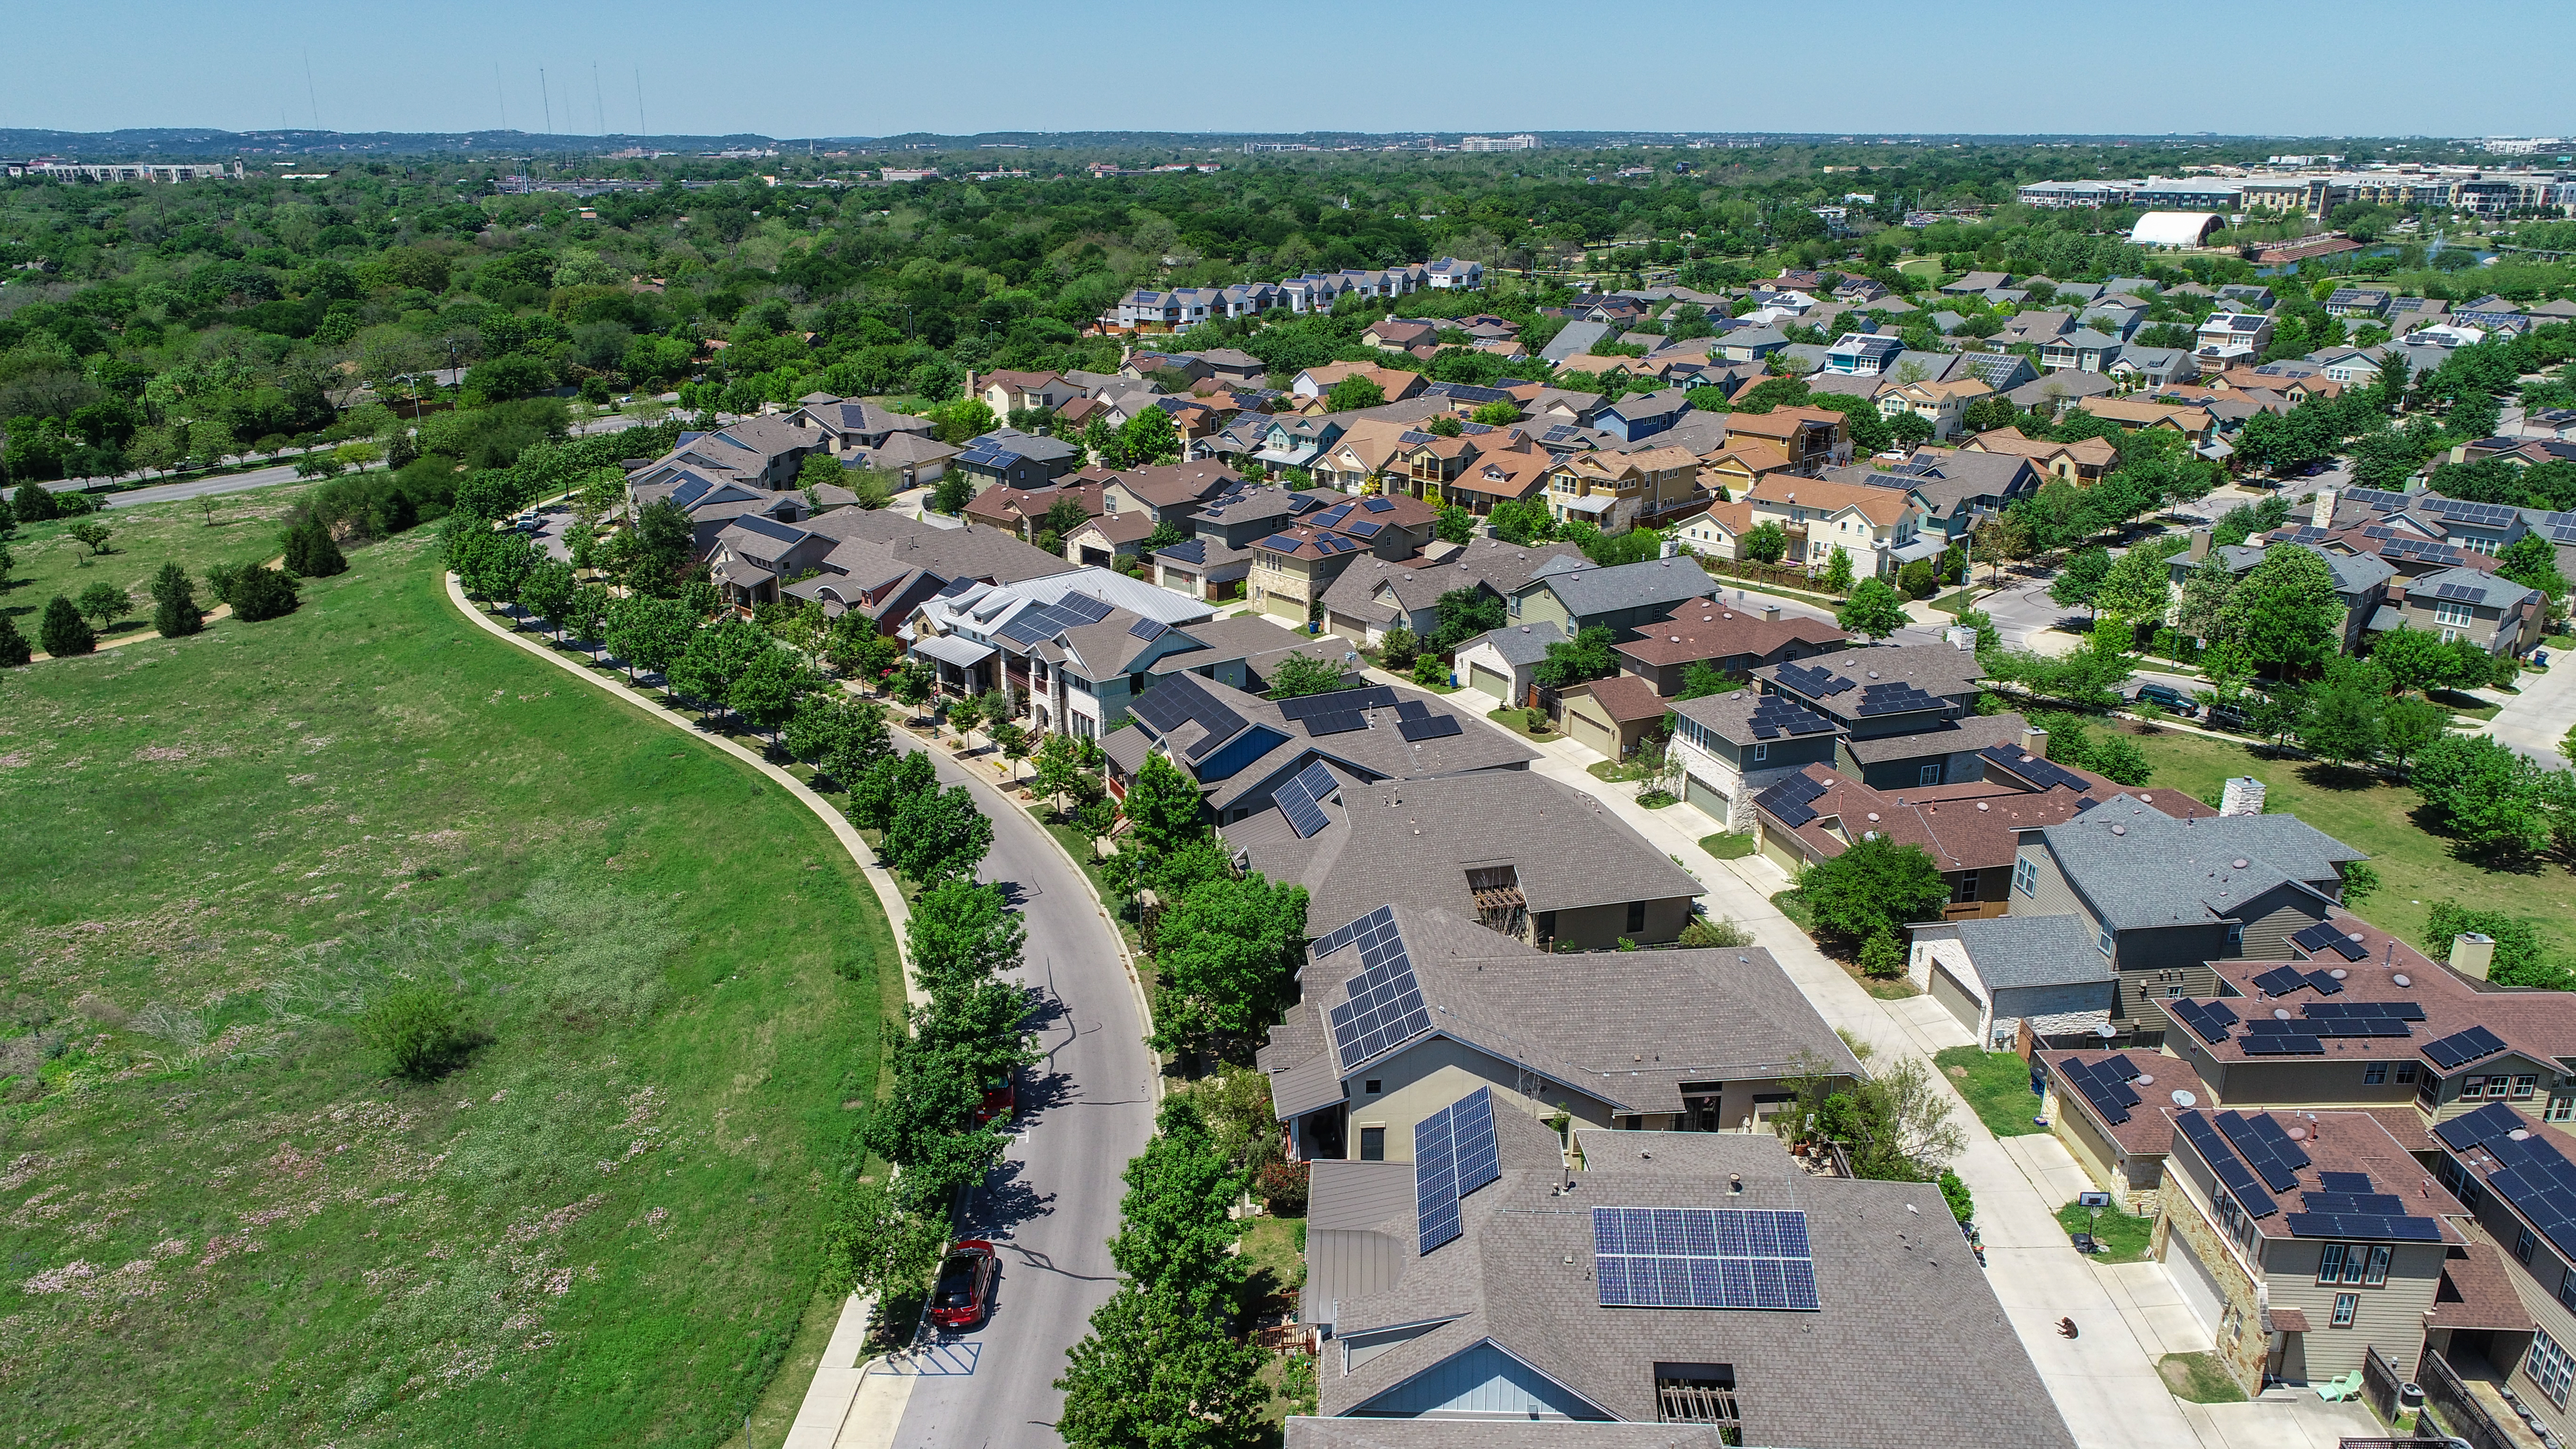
(2167, 984, 2185, 998)
(2396, 1062, 2417, 1084)
(1953, 873, 1980, 904)
(2559, 1267, 2576, 1316)
(2491, 1078, 2515, 1099)
(2552, 1096, 2576, 1123)
(2365, 1063, 2387, 1086)
(1919, 763, 1944, 787)
(2225, 923, 2245, 955)
(2530, 1328, 2576, 1410)
(2433, 602, 2475, 629)
(2517, 1074, 2539, 1098)
(1655, 1364, 1742, 1431)
(2317, 1244, 2348, 1283)
(2097, 926, 2115, 958)
(2366, 1244, 2390, 1286)
(2520, 1228, 2539, 1265)
(1627, 902, 1647, 934)
(1358, 1126, 1385, 1162)
(2013, 857, 2038, 896)
(2332, 1293, 2359, 1328)
(1751, 741, 1768, 763)
(1364, 1080, 1381, 1095)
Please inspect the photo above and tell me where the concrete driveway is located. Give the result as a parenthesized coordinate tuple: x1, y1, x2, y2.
(880, 733, 1155, 1449)
(2466, 657, 2575, 767)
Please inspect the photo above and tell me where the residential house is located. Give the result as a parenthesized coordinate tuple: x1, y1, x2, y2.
(1592, 387, 1695, 443)
(973, 369, 1079, 418)
(953, 428, 1081, 491)
(2074, 397, 2216, 444)
(2381, 565, 2546, 657)
(1061, 510, 1155, 568)
(2000, 310, 2076, 346)
(2324, 289, 2394, 320)
(1289, 1111, 2071, 1449)
(1953, 350, 2042, 393)
(1263, 903, 1864, 1165)
(1560, 674, 1671, 761)
(2109, 346, 2200, 390)
(902, 568, 1213, 724)
(1439, 439, 1554, 516)
(1962, 426, 2119, 483)
(1666, 685, 1843, 832)
(1876, 376, 1996, 441)
(1320, 538, 1587, 646)
(2158, 1107, 2463, 1393)
(1613, 597, 1847, 699)
(1294, 362, 1428, 409)
(760, 508, 1073, 635)
(1507, 555, 1717, 643)
(2009, 370, 2121, 416)
(1452, 620, 1570, 710)
(786, 396, 938, 456)
(1825, 451, 2036, 557)
(1707, 325, 1789, 364)
(2172, 537, 2395, 656)
(1361, 317, 1441, 354)
(1693, 442, 1797, 506)
(2426, 1104, 2576, 1449)
(1085, 459, 1243, 532)
(1544, 444, 1704, 533)
(2196, 313, 2277, 370)
(1824, 332, 1906, 376)
(1423, 257, 1484, 290)
(2035, 1048, 2208, 1210)
(1738, 474, 1926, 575)
(1747, 640, 1993, 787)
(1149, 479, 1303, 601)
(961, 477, 1102, 540)
(630, 467, 835, 559)
(2040, 327, 2124, 375)
(1245, 495, 1436, 623)
(1720, 406, 1851, 475)
(1101, 675, 1534, 825)
(1224, 771, 1705, 952)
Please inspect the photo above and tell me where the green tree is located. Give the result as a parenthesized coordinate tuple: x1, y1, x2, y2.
(2299, 658, 2389, 768)
(1486, 497, 1554, 546)
(906, 877, 1026, 995)
(605, 594, 694, 683)
(1039, 495, 1092, 545)
(0, 612, 28, 667)
(354, 985, 472, 1079)
(2412, 733, 2552, 857)
(932, 471, 975, 515)
(1820, 545, 1857, 595)
(2370, 625, 2464, 696)
(2049, 546, 2114, 615)
(1430, 585, 1507, 652)
(885, 784, 994, 885)
(1796, 835, 1951, 946)
(515, 558, 576, 639)
(227, 564, 300, 622)
(66, 519, 113, 561)
(1108, 1098, 1249, 1307)
(1470, 400, 1522, 425)
(2500, 531, 2569, 602)
(2173, 555, 2236, 644)
(666, 616, 770, 719)
(149, 563, 203, 637)
(1150, 874, 1310, 1062)
(1325, 376, 1388, 412)
(1857, 929, 1906, 978)
(38, 594, 94, 656)
(73, 580, 129, 630)
(1836, 577, 1910, 640)
(1031, 731, 1095, 816)
(1266, 652, 1347, 698)
(2221, 547, 2344, 676)
(564, 581, 613, 650)
(1676, 660, 1732, 700)
(1534, 625, 1616, 688)
(818, 1178, 945, 1300)
(2094, 539, 2183, 620)
(786, 694, 894, 787)
(1434, 504, 1475, 546)
(1742, 519, 1788, 564)
(730, 644, 809, 742)
(1119, 407, 1183, 466)
(282, 516, 347, 578)
(2381, 695, 2449, 770)
(847, 749, 938, 833)
(1055, 1282, 1270, 1449)
(1123, 752, 1206, 855)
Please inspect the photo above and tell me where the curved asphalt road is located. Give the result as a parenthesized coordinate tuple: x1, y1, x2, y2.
(889, 735, 1155, 1449)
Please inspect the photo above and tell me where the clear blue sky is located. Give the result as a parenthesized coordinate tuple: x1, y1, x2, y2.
(9, 0, 2571, 140)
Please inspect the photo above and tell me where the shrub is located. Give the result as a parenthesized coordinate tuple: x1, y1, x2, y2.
(1858, 928, 1907, 978)
(150, 562, 204, 637)
(354, 985, 473, 1079)
(0, 612, 28, 666)
(1939, 1168, 1974, 1224)
(1679, 916, 1755, 948)
(282, 515, 348, 577)
(1255, 1159, 1310, 1216)
(1410, 652, 1449, 687)
(227, 564, 302, 622)
(38, 595, 93, 656)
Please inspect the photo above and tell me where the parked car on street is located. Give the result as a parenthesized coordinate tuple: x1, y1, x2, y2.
(930, 1240, 998, 1329)
(2132, 681, 2196, 716)
(974, 1075, 1016, 1127)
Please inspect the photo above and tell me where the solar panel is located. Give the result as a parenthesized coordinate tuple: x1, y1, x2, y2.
(2217, 1113, 2304, 1193)
(1129, 617, 1169, 641)
(2243, 1035, 2325, 1055)
(1755, 772, 1831, 829)
(1394, 699, 1431, 722)
(1751, 697, 1835, 738)
(1363, 496, 1394, 513)
(2302, 1001, 2423, 1022)
(1276, 685, 1396, 722)
(2253, 965, 2309, 997)
(2300, 1193, 2407, 1216)
(1304, 709, 1368, 738)
(1774, 663, 1856, 698)
(1272, 770, 1331, 839)
(2433, 581, 2482, 601)
(1324, 907, 1430, 1067)
(2425, 1024, 2510, 1071)
(2174, 1001, 2232, 1046)
(1398, 714, 1463, 742)
(2178, 1115, 2278, 1218)
(1854, 682, 1944, 717)
(1594, 1207, 1819, 1311)
(2316, 1171, 2376, 1193)
(1983, 747, 2090, 795)
(1413, 1087, 1499, 1256)
(2303, 969, 2346, 997)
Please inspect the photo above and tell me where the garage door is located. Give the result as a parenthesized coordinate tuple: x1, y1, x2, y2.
(1469, 663, 1512, 705)
(1927, 962, 1984, 1039)
(1567, 706, 1617, 759)
(2165, 1231, 2229, 1338)
(1684, 773, 1730, 823)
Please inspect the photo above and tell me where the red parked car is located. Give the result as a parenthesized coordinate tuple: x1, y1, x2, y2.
(930, 1241, 998, 1329)
(974, 1075, 1017, 1127)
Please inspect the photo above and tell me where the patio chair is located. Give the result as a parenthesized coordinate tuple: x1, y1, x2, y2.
(2315, 1370, 2363, 1401)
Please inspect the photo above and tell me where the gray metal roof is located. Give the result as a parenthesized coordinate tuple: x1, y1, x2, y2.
(1523, 556, 1716, 620)
(1942, 913, 2116, 991)
(2407, 565, 2540, 610)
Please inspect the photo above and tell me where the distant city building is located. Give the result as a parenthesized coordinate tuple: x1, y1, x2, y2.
(4, 160, 242, 182)
(1457, 133, 1540, 152)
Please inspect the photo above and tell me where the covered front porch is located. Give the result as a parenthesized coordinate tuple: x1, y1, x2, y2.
(910, 631, 999, 698)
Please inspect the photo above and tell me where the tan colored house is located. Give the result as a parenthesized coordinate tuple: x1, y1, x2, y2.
(1960, 426, 2118, 483)
(1876, 376, 1995, 442)
(1440, 441, 1553, 515)
(1672, 497, 1758, 559)
(1289, 362, 1426, 410)
(2036, 1049, 2208, 1212)
(2073, 397, 2214, 443)
(1309, 418, 1415, 494)
(973, 369, 1079, 418)
(1543, 444, 1703, 532)
(1718, 405, 1851, 475)
(1697, 439, 1796, 502)
(1739, 473, 1927, 575)
(1561, 674, 1670, 760)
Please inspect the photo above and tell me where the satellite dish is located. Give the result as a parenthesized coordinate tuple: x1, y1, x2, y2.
(2172, 1090, 2197, 1107)
(2392, 974, 2412, 987)
(2096, 1024, 2118, 1039)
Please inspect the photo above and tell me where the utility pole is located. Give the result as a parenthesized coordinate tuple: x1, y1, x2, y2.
(540, 68, 553, 137)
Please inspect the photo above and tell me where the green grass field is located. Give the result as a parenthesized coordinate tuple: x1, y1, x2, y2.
(0, 527, 900, 1447)
(4, 483, 326, 648)
(2057, 1200, 2155, 1264)
(2121, 724, 2576, 963)
(1936, 1046, 2046, 1137)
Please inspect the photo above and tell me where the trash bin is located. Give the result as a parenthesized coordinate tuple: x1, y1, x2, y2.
(2399, 1381, 2424, 1412)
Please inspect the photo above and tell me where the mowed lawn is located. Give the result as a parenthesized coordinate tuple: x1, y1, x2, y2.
(4, 482, 322, 647)
(2121, 723, 2576, 962)
(0, 530, 900, 1447)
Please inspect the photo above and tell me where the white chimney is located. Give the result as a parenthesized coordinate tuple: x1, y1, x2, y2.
(1763, 604, 1782, 623)
(1944, 625, 1977, 651)
(2452, 933, 2496, 981)
(2310, 486, 2337, 530)
(2021, 725, 2050, 759)
(2220, 776, 2266, 816)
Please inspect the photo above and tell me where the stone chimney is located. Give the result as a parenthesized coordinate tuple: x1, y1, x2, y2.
(2187, 529, 2212, 563)
(2451, 934, 2496, 981)
(1762, 603, 1781, 623)
(2220, 776, 2266, 816)
(2020, 724, 2050, 759)
(2310, 485, 2338, 529)
(1944, 625, 1978, 651)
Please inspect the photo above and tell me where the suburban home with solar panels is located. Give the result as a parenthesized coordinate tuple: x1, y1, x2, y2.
(2000, 795, 2371, 1042)
(1747, 641, 1986, 781)
(2037, 1049, 2210, 1209)
(700, 505, 1071, 624)
(1666, 689, 1841, 832)
(2429, 1103, 2576, 1443)
(2158, 1106, 2464, 1393)
(2380, 565, 2547, 657)
(1737, 474, 1924, 576)
(1613, 597, 1848, 700)
(1224, 769, 1705, 951)
(1260, 904, 1862, 1167)
(1287, 1114, 2072, 1448)
(2168, 538, 2396, 658)
(951, 427, 1081, 491)
(1247, 495, 1439, 625)
(902, 568, 1214, 725)
(1103, 677, 1535, 825)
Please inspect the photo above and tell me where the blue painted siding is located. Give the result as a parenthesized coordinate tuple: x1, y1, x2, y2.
(1353, 1341, 1610, 1420)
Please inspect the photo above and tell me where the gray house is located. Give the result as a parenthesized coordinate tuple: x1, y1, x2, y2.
(2375, 564, 2544, 658)
(1908, 913, 2117, 1050)
(1507, 555, 1716, 643)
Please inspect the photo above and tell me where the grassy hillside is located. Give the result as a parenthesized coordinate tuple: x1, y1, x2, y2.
(3, 483, 321, 647)
(0, 529, 899, 1446)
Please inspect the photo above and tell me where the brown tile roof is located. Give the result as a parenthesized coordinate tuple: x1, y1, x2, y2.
(1743, 474, 1916, 528)
(2264, 1307, 2310, 1333)
(2045, 1049, 2207, 1159)
(1613, 596, 1847, 667)
(1573, 673, 1669, 724)
(2430, 1242, 2536, 1332)
(1722, 405, 1847, 443)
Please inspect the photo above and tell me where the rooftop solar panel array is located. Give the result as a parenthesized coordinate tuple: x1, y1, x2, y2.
(2253, 965, 2308, 996)
(1854, 681, 1945, 717)
(1398, 714, 1463, 742)
(1322, 907, 1431, 1068)
(2438, 1101, 2576, 1257)
(1982, 746, 2089, 795)
(1593, 1207, 1820, 1312)
(2059, 1054, 2142, 1126)
(2291, 922, 2372, 962)
(1773, 662, 1856, 699)
(1129, 617, 1169, 642)
(2424, 1024, 2510, 1071)
(2178, 1114, 2278, 1219)
(1271, 763, 1337, 840)
(1127, 673, 1248, 760)
(1755, 772, 1832, 829)
(2216, 1111, 2311, 1193)
(2174, 999, 2237, 1046)
(1414, 1087, 1501, 1257)
(1748, 695, 1836, 740)
(994, 592, 1115, 646)
(2283, 1211, 2443, 1242)
(1277, 685, 1396, 722)
(2304, 1001, 2426, 1022)
(2433, 581, 2486, 602)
